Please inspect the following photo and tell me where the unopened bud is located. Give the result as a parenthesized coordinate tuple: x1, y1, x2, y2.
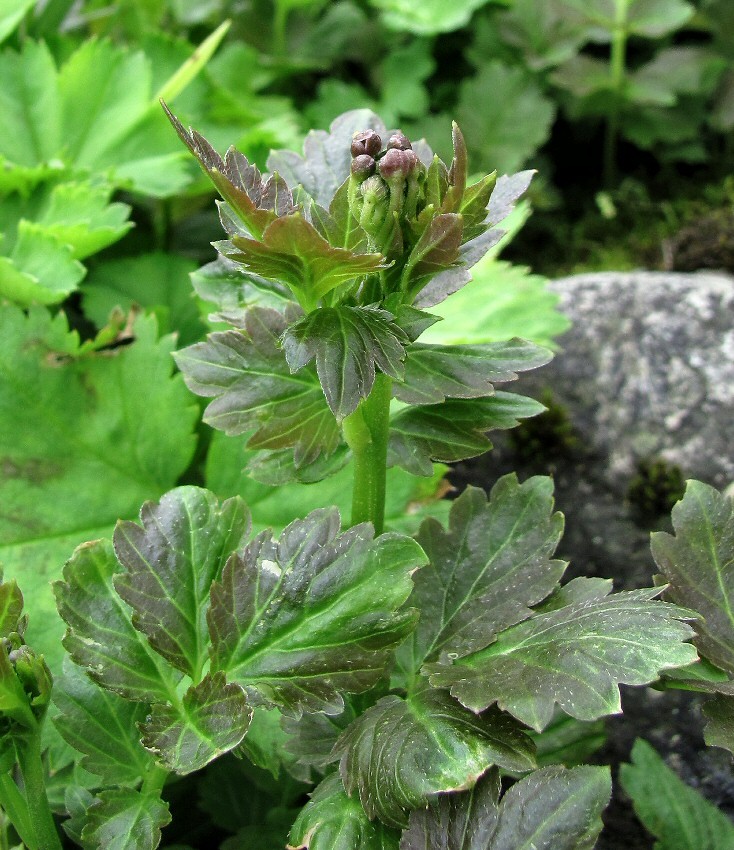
(351, 130, 382, 158)
(350, 154, 375, 180)
(360, 174, 390, 237)
(387, 132, 412, 151)
(378, 148, 418, 181)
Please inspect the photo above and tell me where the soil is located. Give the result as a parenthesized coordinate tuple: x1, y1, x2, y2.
(449, 427, 734, 847)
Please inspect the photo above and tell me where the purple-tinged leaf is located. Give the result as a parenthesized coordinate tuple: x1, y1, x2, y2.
(486, 171, 535, 227)
(441, 123, 468, 213)
(80, 788, 171, 850)
(403, 214, 463, 302)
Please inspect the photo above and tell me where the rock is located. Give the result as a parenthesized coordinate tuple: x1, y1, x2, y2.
(543, 271, 734, 490)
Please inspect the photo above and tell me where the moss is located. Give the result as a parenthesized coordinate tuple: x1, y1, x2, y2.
(627, 458, 686, 528)
(508, 389, 577, 469)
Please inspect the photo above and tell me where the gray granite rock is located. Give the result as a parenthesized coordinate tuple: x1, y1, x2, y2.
(544, 271, 734, 489)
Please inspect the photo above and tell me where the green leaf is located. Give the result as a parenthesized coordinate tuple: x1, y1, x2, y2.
(427, 584, 697, 730)
(82, 253, 205, 347)
(208, 508, 426, 715)
(53, 659, 155, 786)
(0, 0, 34, 43)
(282, 306, 408, 419)
(288, 773, 400, 850)
(456, 62, 555, 173)
(369, 0, 499, 35)
(703, 695, 734, 756)
(335, 687, 535, 828)
(396, 477, 565, 680)
(80, 788, 171, 850)
(174, 306, 341, 469)
(402, 214, 463, 302)
(0, 577, 23, 638)
(651, 481, 734, 674)
(388, 392, 546, 476)
(0, 309, 197, 668)
(419, 260, 570, 348)
(531, 713, 607, 768)
(400, 765, 610, 850)
(140, 672, 252, 774)
(226, 216, 386, 309)
(393, 339, 552, 405)
(620, 738, 734, 849)
(112, 487, 251, 678)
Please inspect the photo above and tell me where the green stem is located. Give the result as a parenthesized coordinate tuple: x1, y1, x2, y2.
(16, 731, 61, 850)
(273, 0, 288, 57)
(604, 0, 629, 187)
(0, 773, 33, 849)
(141, 764, 169, 796)
(342, 374, 392, 534)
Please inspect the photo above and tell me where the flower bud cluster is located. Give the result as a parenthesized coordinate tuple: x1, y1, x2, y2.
(347, 127, 425, 253)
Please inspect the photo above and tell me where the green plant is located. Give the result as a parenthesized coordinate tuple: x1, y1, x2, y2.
(0, 111, 702, 848)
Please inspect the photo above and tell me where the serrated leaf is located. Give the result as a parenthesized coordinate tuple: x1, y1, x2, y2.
(282, 306, 408, 419)
(112, 487, 251, 678)
(335, 687, 535, 828)
(369, 0, 497, 35)
(396, 477, 565, 680)
(652, 481, 734, 674)
(0, 309, 197, 668)
(80, 788, 171, 850)
(427, 586, 697, 730)
(208, 508, 426, 715)
(392, 339, 552, 405)
(288, 773, 400, 850)
(620, 738, 734, 849)
(400, 764, 610, 850)
(53, 658, 154, 785)
(0, 578, 23, 638)
(388, 392, 545, 476)
(703, 695, 734, 756)
(174, 306, 341, 468)
(140, 672, 252, 774)
(403, 214, 463, 302)
(225, 215, 386, 309)
(54, 539, 180, 702)
(565, 0, 694, 38)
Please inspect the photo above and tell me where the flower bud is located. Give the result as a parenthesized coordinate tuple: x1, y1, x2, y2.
(387, 131, 412, 151)
(359, 174, 390, 236)
(378, 148, 418, 181)
(350, 154, 376, 180)
(351, 130, 382, 158)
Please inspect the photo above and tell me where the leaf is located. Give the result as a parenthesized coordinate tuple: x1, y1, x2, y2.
(208, 507, 427, 715)
(80, 788, 171, 850)
(0, 309, 197, 668)
(140, 672, 252, 774)
(392, 339, 552, 405)
(388, 392, 546, 476)
(225, 215, 386, 309)
(282, 306, 408, 419)
(112, 487, 251, 678)
(53, 659, 155, 786)
(651, 481, 734, 674)
(400, 764, 610, 850)
(427, 585, 697, 731)
(174, 306, 341, 469)
(369, 0, 498, 35)
(82, 253, 205, 347)
(396, 478, 565, 681)
(703, 695, 734, 756)
(402, 214, 463, 302)
(335, 687, 535, 828)
(456, 62, 555, 173)
(620, 738, 734, 849)
(0, 0, 34, 43)
(288, 773, 400, 850)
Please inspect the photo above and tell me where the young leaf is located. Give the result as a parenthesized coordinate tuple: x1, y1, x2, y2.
(53, 659, 155, 786)
(369, 0, 495, 35)
(402, 214, 463, 302)
(392, 339, 552, 405)
(174, 306, 341, 469)
(112, 487, 251, 679)
(396, 477, 565, 679)
(401, 764, 610, 850)
(427, 586, 697, 731)
(335, 687, 535, 828)
(80, 788, 171, 850)
(208, 508, 427, 715)
(139, 673, 252, 775)
(288, 773, 400, 850)
(651, 481, 734, 674)
(388, 392, 546, 476)
(282, 306, 408, 419)
(620, 738, 734, 849)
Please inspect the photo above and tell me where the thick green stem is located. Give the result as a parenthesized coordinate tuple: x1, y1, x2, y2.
(604, 0, 629, 187)
(141, 764, 169, 796)
(342, 374, 392, 534)
(15, 731, 61, 850)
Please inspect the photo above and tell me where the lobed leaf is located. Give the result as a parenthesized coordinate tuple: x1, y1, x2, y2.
(427, 584, 697, 731)
(703, 695, 734, 757)
(80, 788, 171, 850)
(402, 214, 463, 303)
(335, 687, 535, 828)
(282, 306, 408, 419)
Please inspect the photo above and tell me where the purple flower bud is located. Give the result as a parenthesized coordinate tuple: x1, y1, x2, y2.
(378, 148, 418, 181)
(350, 154, 376, 179)
(387, 131, 412, 151)
(351, 130, 382, 158)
